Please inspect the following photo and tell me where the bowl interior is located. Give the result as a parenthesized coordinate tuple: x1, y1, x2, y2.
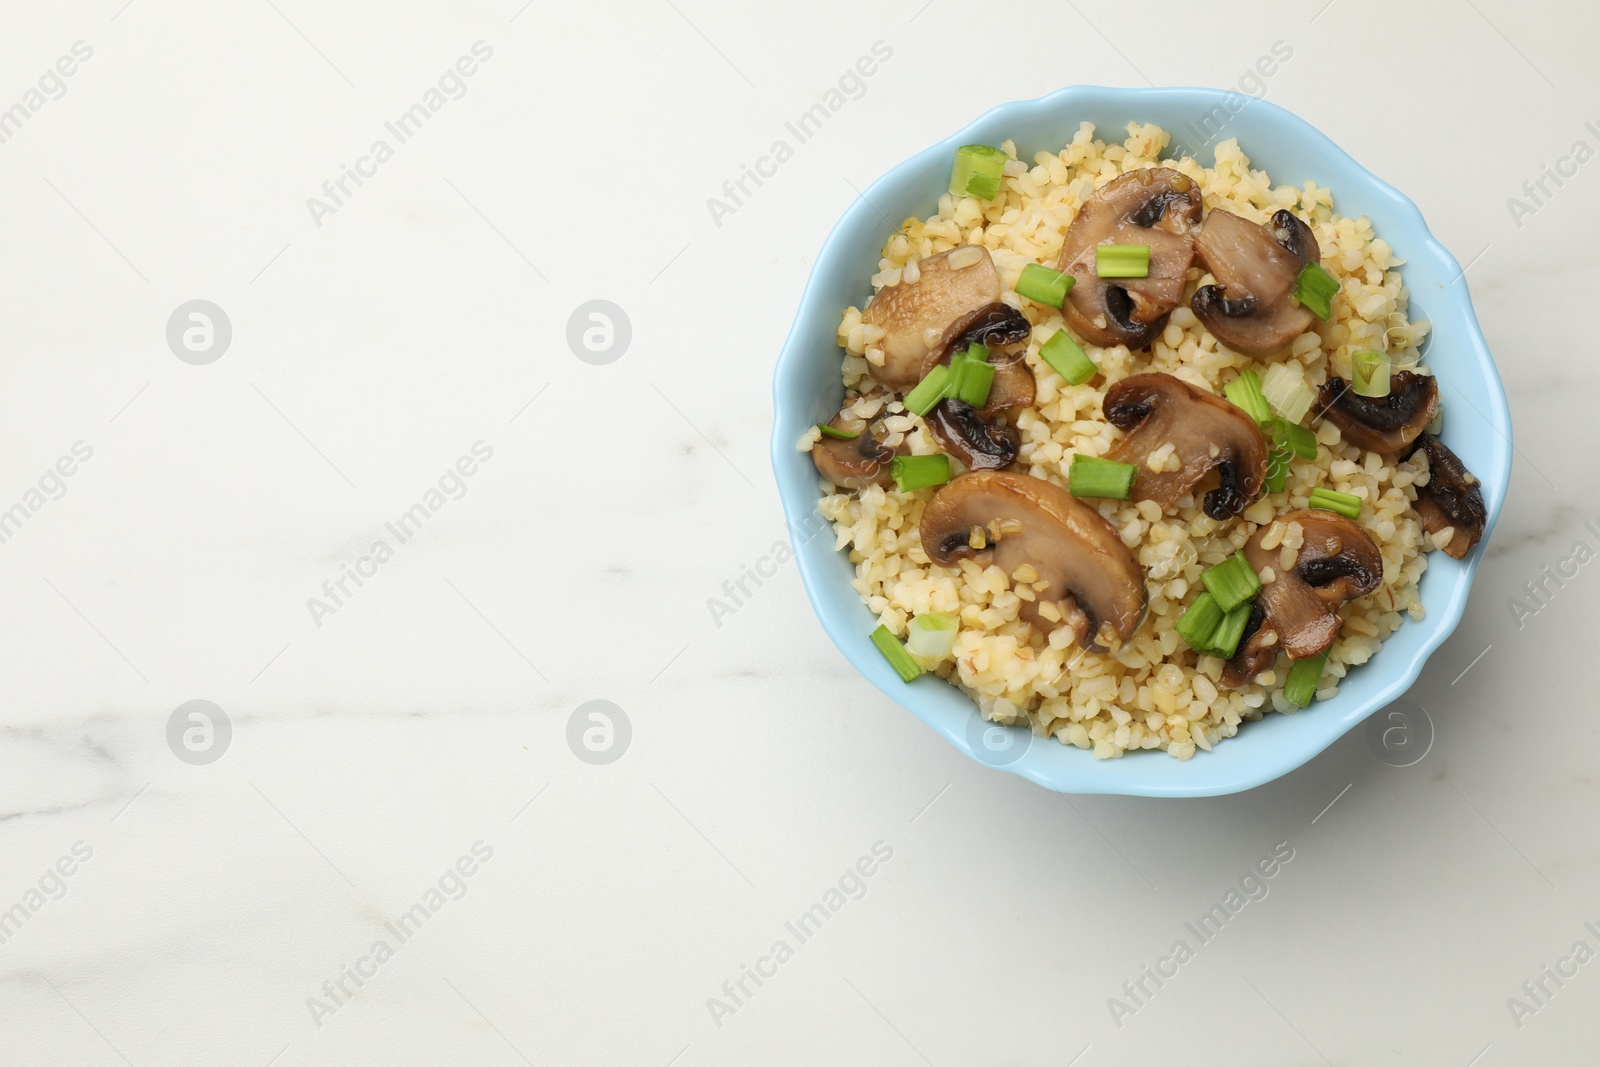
(771, 87, 1510, 797)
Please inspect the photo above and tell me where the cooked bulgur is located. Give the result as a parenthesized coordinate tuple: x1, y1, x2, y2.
(807, 122, 1441, 760)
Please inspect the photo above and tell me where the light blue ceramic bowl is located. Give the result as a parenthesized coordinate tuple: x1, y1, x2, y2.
(770, 86, 1510, 797)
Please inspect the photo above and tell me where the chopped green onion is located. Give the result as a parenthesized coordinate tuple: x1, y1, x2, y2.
(1224, 370, 1272, 427)
(1261, 362, 1315, 424)
(816, 423, 859, 440)
(1294, 262, 1340, 320)
(1271, 417, 1318, 460)
(1206, 602, 1254, 659)
(961, 342, 990, 364)
(1039, 330, 1097, 386)
(1015, 263, 1074, 307)
(1282, 652, 1327, 707)
(1096, 244, 1150, 278)
(1350, 350, 1392, 398)
(904, 364, 951, 416)
(905, 612, 959, 661)
(948, 144, 1007, 200)
(952, 359, 995, 407)
(1176, 592, 1225, 653)
(891, 454, 951, 493)
(941, 344, 971, 379)
(1425, 405, 1443, 436)
(1308, 486, 1362, 520)
(1068, 454, 1137, 500)
(1265, 448, 1291, 493)
(870, 624, 923, 682)
(1202, 551, 1262, 612)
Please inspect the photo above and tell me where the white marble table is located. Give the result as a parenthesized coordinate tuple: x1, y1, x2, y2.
(2, 1, 1597, 1063)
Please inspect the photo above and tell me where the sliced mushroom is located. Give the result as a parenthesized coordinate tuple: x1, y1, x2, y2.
(1410, 434, 1487, 560)
(810, 411, 897, 489)
(1102, 373, 1268, 519)
(1055, 169, 1202, 349)
(1191, 209, 1321, 357)
(860, 245, 1000, 388)
(919, 470, 1148, 651)
(925, 404, 1021, 473)
(919, 303, 1037, 471)
(1221, 510, 1383, 687)
(1316, 370, 1440, 454)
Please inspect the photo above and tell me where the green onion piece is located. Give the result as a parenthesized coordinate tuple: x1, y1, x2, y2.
(904, 364, 951, 416)
(1068, 454, 1137, 500)
(1039, 330, 1097, 386)
(1261, 362, 1315, 424)
(1224, 370, 1272, 427)
(1350, 350, 1392, 398)
(1425, 405, 1443, 436)
(870, 624, 923, 683)
(1206, 602, 1254, 659)
(1271, 417, 1318, 460)
(1096, 244, 1151, 278)
(948, 144, 1007, 200)
(1201, 551, 1262, 612)
(962, 342, 990, 364)
(1294, 262, 1340, 320)
(905, 612, 959, 661)
(1015, 263, 1074, 307)
(954, 359, 995, 407)
(941, 354, 967, 396)
(1175, 592, 1225, 653)
(816, 423, 859, 440)
(1308, 486, 1362, 520)
(891, 454, 951, 493)
(1264, 447, 1291, 493)
(1282, 652, 1327, 707)
(966, 173, 1001, 200)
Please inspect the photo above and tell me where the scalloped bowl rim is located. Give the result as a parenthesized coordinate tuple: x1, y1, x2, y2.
(770, 86, 1510, 797)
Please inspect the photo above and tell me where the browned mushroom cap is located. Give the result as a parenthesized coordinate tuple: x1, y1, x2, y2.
(860, 246, 1001, 388)
(1191, 210, 1321, 357)
(919, 470, 1148, 651)
(1316, 370, 1440, 455)
(1102, 373, 1269, 520)
(810, 412, 898, 490)
(1056, 169, 1202, 349)
(1221, 510, 1383, 687)
(1410, 434, 1486, 560)
(919, 303, 1037, 471)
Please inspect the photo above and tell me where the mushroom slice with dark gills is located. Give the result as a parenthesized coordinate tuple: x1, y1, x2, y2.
(1190, 209, 1321, 357)
(1222, 510, 1383, 687)
(1316, 370, 1440, 454)
(919, 302, 1037, 471)
(1102, 373, 1269, 520)
(919, 470, 1147, 652)
(809, 409, 899, 490)
(1055, 169, 1202, 349)
(860, 245, 1001, 389)
(1409, 433, 1487, 560)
